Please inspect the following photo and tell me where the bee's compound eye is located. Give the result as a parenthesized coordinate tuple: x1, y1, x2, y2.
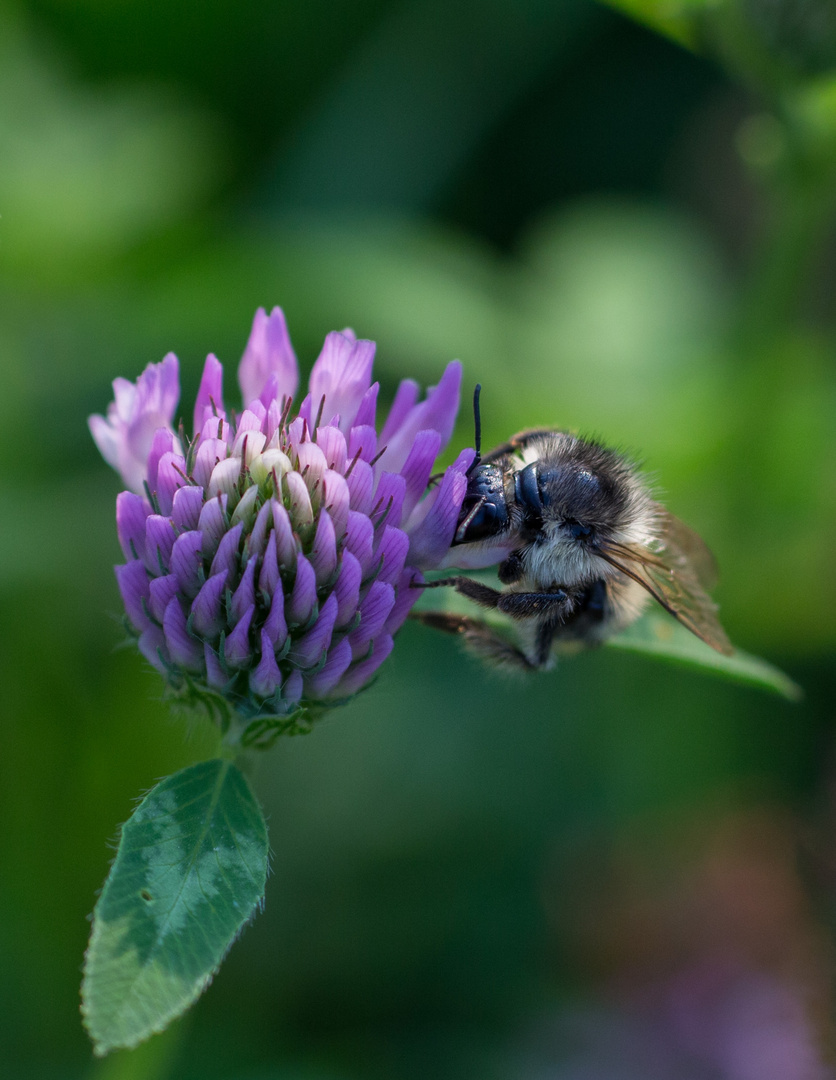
(515, 463, 542, 515)
(461, 500, 504, 541)
(566, 519, 592, 540)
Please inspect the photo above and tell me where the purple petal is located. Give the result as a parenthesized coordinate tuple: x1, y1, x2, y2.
(384, 568, 422, 635)
(257, 372, 280, 412)
(347, 425, 377, 464)
(232, 408, 264, 447)
(238, 403, 266, 431)
(89, 352, 180, 493)
(308, 332, 376, 434)
(282, 669, 304, 709)
(224, 604, 254, 668)
(199, 415, 231, 444)
(380, 378, 419, 445)
(309, 510, 338, 586)
(406, 453, 473, 569)
(321, 469, 351, 538)
(263, 581, 288, 648)
(115, 560, 152, 632)
(374, 525, 410, 586)
(138, 626, 169, 673)
(304, 638, 352, 699)
(375, 361, 462, 475)
(345, 458, 374, 516)
(333, 634, 394, 698)
(286, 554, 317, 626)
(353, 382, 378, 429)
(286, 415, 307, 454)
(163, 597, 202, 671)
(272, 502, 297, 570)
(204, 643, 228, 689)
(258, 531, 280, 598)
(295, 441, 328, 499)
(190, 570, 228, 639)
(198, 494, 228, 560)
(399, 430, 442, 521)
(147, 428, 179, 496)
(231, 429, 266, 467)
(171, 485, 204, 531)
(230, 484, 259, 531)
(264, 397, 283, 443)
(149, 574, 181, 622)
(371, 473, 405, 531)
(333, 551, 362, 628)
(167, 527, 204, 596)
(289, 593, 338, 668)
(250, 629, 283, 698)
(316, 425, 347, 473)
(230, 558, 257, 625)
(116, 491, 151, 561)
(344, 511, 375, 577)
(244, 498, 270, 557)
(349, 580, 395, 658)
(193, 437, 227, 490)
(193, 353, 225, 437)
(284, 471, 314, 529)
(155, 452, 188, 516)
(144, 515, 176, 574)
(238, 307, 298, 407)
(208, 457, 243, 499)
(209, 521, 243, 582)
(248, 500, 272, 558)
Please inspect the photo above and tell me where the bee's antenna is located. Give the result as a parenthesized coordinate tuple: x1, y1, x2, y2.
(469, 383, 482, 474)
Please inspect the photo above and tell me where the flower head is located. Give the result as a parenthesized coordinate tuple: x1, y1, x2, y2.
(90, 308, 473, 743)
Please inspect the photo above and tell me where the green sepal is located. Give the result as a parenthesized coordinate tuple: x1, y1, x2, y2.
(81, 759, 269, 1056)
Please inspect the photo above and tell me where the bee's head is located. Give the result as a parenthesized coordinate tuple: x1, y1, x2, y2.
(454, 463, 509, 543)
(445, 385, 518, 567)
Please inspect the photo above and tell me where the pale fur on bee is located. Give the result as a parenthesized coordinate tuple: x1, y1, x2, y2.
(415, 422, 732, 670)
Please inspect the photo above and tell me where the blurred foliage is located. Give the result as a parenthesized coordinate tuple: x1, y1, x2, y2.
(1, 0, 835, 1076)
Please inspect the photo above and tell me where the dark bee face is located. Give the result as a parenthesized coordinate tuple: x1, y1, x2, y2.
(453, 434, 634, 551)
(453, 463, 508, 543)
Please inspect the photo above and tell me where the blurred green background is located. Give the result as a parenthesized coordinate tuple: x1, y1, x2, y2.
(2, 0, 835, 1076)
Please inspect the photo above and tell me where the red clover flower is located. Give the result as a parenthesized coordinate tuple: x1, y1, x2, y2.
(90, 308, 473, 744)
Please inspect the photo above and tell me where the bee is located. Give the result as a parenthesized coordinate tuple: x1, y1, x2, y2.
(416, 387, 732, 668)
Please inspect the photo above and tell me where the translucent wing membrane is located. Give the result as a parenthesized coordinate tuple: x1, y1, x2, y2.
(598, 525, 733, 656)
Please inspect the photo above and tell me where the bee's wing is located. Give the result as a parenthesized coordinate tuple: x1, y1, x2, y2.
(599, 526, 733, 656)
(660, 510, 719, 590)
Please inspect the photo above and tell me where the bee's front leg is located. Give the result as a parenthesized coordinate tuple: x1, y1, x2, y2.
(419, 576, 575, 622)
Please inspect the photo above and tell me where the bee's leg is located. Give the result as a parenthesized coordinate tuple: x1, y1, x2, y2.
(418, 576, 507, 609)
(419, 576, 575, 623)
(410, 611, 536, 670)
(497, 551, 524, 584)
(533, 618, 560, 667)
(495, 589, 574, 621)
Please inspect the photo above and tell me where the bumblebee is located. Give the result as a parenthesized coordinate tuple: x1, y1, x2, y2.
(418, 388, 732, 669)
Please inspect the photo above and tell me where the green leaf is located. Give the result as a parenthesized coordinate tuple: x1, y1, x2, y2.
(605, 610, 802, 701)
(413, 584, 801, 701)
(81, 759, 269, 1056)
